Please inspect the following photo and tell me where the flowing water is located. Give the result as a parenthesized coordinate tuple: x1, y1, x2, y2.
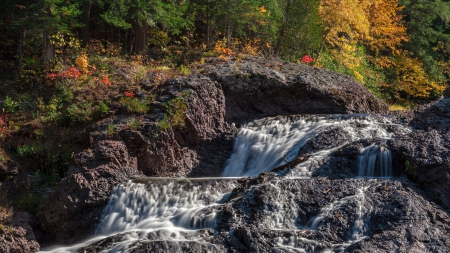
(41, 115, 409, 253)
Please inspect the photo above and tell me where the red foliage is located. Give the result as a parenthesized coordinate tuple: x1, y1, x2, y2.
(0, 114, 9, 140)
(101, 75, 112, 85)
(124, 91, 135, 98)
(301, 55, 314, 63)
(47, 66, 81, 80)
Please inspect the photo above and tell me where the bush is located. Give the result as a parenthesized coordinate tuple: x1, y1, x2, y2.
(118, 95, 154, 114)
(66, 102, 95, 122)
(157, 98, 187, 131)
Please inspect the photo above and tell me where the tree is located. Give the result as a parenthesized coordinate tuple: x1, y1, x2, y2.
(399, 0, 450, 82)
(100, 0, 192, 54)
(274, 0, 323, 61)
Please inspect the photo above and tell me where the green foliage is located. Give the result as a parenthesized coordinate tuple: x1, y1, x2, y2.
(17, 143, 45, 159)
(94, 102, 110, 117)
(127, 117, 140, 130)
(66, 101, 96, 123)
(157, 97, 187, 131)
(179, 65, 191, 75)
(2, 96, 18, 113)
(276, 0, 324, 61)
(399, 0, 450, 82)
(118, 96, 152, 114)
(106, 124, 115, 136)
(157, 115, 170, 131)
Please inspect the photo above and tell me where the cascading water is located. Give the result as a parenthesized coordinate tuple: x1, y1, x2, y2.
(41, 115, 409, 253)
(41, 179, 234, 253)
(358, 142, 393, 178)
(222, 117, 337, 177)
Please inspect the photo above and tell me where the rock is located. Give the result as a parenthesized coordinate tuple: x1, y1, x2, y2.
(389, 98, 450, 209)
(202, 56, 388, 123)
(38, 140, 143, 244)
(0, 159, 19, 179)
(39, 57, 389, 246)
(0, 212, 40, 253)
(217, 177, 450, 253)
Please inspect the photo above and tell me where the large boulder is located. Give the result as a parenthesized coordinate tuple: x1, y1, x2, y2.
(202, 57, 388, 122)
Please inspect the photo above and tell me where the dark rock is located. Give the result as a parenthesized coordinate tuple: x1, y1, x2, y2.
(38, 141, 142, 244)
(0, 212, 40, 253)
(389, 98, 450, 209)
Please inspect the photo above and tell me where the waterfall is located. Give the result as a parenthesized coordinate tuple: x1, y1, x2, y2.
(223, 115, 397, 178)
(221, 117, 337, 177)
(41, 180, 234, 253)
(40, 115, 409, 253)
(358, 143, 392, 178)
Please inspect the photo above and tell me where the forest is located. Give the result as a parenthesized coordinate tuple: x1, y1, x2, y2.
(0, 0, 449, 103)
(0, 0, 449, 187)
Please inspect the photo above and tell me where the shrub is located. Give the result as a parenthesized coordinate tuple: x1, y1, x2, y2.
(2, 96, 18, 113)
(94, 102, 110, 117)
(66, 101, 95, 122)
(127, 117, 140, 130)
(118, 96, 153, 114)
(157, 98, 187, 131)
(106, 124, 115, 136)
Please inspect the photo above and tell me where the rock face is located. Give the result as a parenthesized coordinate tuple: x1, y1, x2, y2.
(71, 174, 450, 253)
(389, 97, 450, 209)
(203, 57, 388, 122)
(38, 140, 142, 244)
(0, 212, 40, 253)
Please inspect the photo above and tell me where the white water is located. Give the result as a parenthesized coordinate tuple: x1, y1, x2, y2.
(41, 180, 234, 253)
(223, 115, 402, 178)
(276, 183, 373, 252)
(222, 117, 337, 177)
(41, 115, 408, 253)
(358, 143, 392, 178)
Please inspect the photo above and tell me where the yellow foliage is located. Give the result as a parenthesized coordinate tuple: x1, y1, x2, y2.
(75, 54, 88, 73)
(389, 104, 407, 111)
(393, 53, 445, 98)
(320, 0, 408, 70)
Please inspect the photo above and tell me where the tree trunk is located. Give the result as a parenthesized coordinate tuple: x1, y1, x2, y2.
(43, 33, 55, 63)
(80, 0, 91, 46)
(226, 0, 231, 48)
(15, 28, 26, 68)
(206, 0, 211, 48)
(275, 0, 290, 57)
(134, 21, 148, 54)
